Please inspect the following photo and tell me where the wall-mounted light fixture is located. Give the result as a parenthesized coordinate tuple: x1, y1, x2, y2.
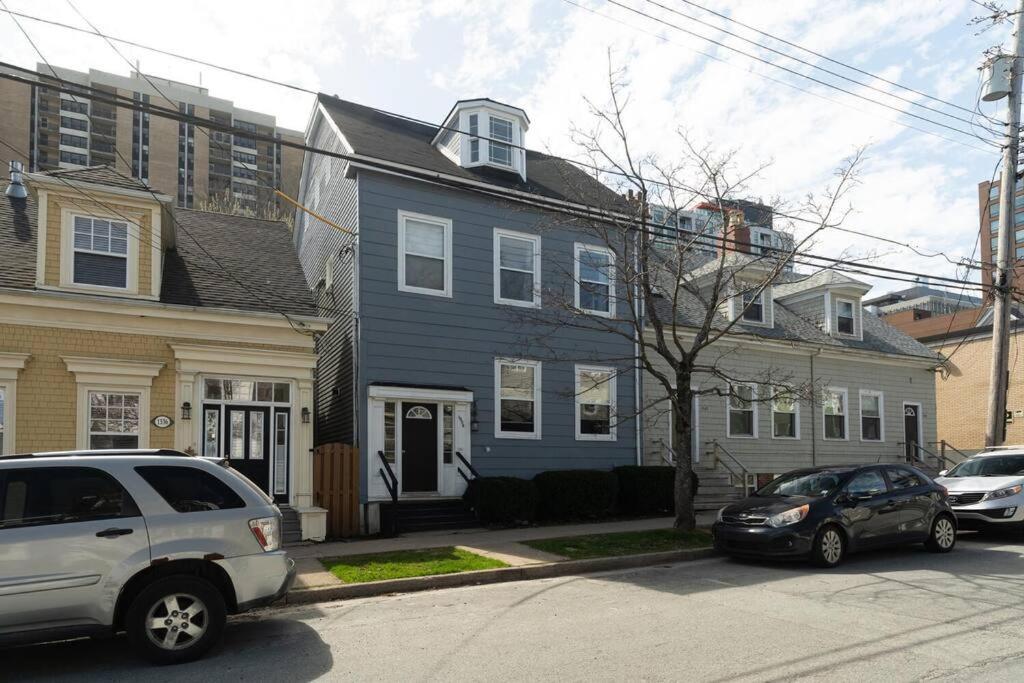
(301, 407, 311, 424)
(181, 401, 192, 420)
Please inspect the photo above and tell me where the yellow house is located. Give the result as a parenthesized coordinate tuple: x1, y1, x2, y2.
(0, 164, 331, 540)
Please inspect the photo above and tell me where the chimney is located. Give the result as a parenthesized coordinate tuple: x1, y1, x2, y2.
(5, 160, 27, 199)
(723, 209, 749, 253)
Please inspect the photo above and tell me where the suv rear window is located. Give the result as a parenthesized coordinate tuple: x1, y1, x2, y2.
(135, 466, 245, 513)
(0, 466, 139, 529)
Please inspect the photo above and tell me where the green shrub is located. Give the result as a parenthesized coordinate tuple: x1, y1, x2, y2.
(463, 476, 539, 526)
(533, 469, 618, 521)
(614, 466, 675, 515)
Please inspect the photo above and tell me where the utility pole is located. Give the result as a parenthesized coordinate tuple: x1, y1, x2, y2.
(986, 0, 1024, 447)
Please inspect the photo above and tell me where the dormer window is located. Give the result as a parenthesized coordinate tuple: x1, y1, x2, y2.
(488, 117, 513, 166)
(837, 299, 855, 335)
(72, 215, 129, 288)
(741, 290, 764, 323)
(433, 99, 529, 180)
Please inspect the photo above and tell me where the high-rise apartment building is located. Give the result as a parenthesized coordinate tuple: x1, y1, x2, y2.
(0, 64, 304, 211)
(977, 177, 1024, 292)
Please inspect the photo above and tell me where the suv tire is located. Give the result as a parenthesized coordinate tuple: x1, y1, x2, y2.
(925, 514, 957, 553)
(810, 524, 846, 568)
(125, 576, 226, 664)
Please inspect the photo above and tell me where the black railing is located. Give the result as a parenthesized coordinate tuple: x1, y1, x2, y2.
(377, 450, 399, 536)
(455, 451, 480, 482)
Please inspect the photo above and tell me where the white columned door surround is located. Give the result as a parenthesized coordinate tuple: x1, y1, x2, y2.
(367, 385, 473, 501)
(170, 344, 325, 541)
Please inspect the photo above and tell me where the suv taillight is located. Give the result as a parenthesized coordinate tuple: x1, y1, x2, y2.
(249, 516, 280, 552)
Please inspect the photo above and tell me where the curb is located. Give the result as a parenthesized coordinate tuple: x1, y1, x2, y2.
(282, 547, 716, 606)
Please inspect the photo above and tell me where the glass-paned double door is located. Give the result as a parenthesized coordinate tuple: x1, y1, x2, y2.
(203, 403, 290, 502)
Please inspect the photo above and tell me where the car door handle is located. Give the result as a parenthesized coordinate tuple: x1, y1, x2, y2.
(96, 527, 134, 538)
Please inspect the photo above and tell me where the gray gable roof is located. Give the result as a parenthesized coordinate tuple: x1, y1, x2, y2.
(317, 94, 624, 209)
(0, 189, 315, 317)
(650, 288, 939, 361)
(37, 165, 156, 193)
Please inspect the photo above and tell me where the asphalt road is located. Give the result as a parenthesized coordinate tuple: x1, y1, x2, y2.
(8, 532, 1024, 682)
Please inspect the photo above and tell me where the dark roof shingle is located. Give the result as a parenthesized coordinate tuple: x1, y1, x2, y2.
(38, 166, 157, 193)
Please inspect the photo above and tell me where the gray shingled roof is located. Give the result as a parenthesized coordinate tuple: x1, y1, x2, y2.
(318, 95, 625, 209)
(650, 290, 939, 361)
(0, 188, 316, 317)
(162, 209, 317, 316)
(37, 166, 157, 193)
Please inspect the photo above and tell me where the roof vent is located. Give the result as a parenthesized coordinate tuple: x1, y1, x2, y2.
(5, 160, 27, 199)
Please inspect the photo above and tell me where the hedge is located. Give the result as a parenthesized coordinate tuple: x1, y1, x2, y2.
(533, 469, 618, 521)
(614, 465, 675, 515)
(463, 476, 539, 526)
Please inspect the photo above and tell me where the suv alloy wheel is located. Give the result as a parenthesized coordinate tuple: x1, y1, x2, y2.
(125, 576, 226, 664)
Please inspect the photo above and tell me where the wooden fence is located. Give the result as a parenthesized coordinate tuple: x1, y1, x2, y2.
(313, 443, 360, 538)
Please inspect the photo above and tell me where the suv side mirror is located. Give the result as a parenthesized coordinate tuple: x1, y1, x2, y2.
(938, 470, 948, 477)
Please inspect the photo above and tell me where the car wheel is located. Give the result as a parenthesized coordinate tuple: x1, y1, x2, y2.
(125, 576, 226, 665)
(925, 514, 957, 553)
(810, 525, 845, 568)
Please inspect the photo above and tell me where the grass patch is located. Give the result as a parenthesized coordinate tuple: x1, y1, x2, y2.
(522, 529, 712, 560)
(321, 546, 508, 584)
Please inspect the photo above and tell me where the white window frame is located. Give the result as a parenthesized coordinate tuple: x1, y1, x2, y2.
(397, 209, 453, 298)
(741, 289, 765, 323)
(575, 365, 617, 441)
(60, 209, 141, 295)
(574, 243, 615, 318)
(835, 298, 857, 336)
(0, 383, 11, 455)
(731, 285, 774, 328)
(494, 358, 542, 440)
(822, 386, 849, 441)
(488, 116, 514, 167)
(726, 383, 758, 439)
(770, 387, 800, 440)
(81, 386, 149, 450)
(859, 390, 885, 442)
(493, 228, 541, 308)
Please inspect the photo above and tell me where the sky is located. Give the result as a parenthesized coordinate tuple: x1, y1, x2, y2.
(0, 0, 1015, 297)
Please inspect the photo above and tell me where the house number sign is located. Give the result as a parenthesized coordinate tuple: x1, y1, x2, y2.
(152, 415, 174, 429)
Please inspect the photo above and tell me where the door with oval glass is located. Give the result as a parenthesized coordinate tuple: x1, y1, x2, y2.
(402, 403, 438, 493)
(223, 405, 271, 494)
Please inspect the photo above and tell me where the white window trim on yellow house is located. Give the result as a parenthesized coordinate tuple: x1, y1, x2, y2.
(0, 352, 31, 455)
(32, 183, 166, 301)
(62, 356, 165, 450)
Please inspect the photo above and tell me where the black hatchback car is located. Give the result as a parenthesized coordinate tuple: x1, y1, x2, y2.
(712, 464, 956, 567)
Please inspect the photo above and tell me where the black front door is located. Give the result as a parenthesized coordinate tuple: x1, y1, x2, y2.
(904, 404, 920, 463)
(224, 404, 271, 494)
(402, 403, 438, 493)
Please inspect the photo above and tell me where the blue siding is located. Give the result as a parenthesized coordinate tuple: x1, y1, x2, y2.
(356, 171, 638, 482)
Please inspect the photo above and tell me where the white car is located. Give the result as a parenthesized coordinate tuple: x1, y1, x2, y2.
(935, 448, 1024, 532)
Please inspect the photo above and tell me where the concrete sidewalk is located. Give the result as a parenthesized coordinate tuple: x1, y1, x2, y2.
(288, 514, 716, 591)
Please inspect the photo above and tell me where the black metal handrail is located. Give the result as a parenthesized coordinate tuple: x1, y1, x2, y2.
(455, 451, 480, 479)
(457, 469, 472, 484)
(377, 450, 399, 536)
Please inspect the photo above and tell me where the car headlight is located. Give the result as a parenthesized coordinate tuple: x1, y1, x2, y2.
(985, 485, 1023, 501)
(766, 504, 810, 528)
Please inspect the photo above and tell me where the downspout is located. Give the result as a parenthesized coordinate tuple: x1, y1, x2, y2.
(810, 347, 822, 466)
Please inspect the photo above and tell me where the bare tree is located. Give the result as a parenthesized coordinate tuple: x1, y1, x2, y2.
(197, 190, 294, 230)
(512, 65, 863, 531)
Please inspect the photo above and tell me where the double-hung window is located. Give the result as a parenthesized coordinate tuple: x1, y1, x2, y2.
(494, 229, 540, 307)
(73, 215, 129, 288)
(488, 116, 514, 166)
(495, 359, 541, 439)
(836, 299, 855, 335)
(575, 366, 616, 440)
(727, 384, 756, 438)
(823, 387, 848, 440)
(860, 390, 884, 442)
(575, 244, 615, 317)
(741, 290, 764, 323)
(771, 388, 798, 439)
(88, 391, 141, 449)
(398, 211, 452, 297)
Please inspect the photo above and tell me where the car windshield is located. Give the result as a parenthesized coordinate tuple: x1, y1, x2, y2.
(755, 470, 845, 498)
(947, 455, 1024, 477)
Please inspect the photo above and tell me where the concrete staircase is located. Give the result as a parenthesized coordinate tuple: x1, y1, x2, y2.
(280, 505, 302, 544)
(384, 499, 481, 534)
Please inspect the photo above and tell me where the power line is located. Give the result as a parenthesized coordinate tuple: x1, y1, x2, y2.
(601, 0, 1004, 148)
(0, 66, 996, 294)
(670, 0, 1004, 124)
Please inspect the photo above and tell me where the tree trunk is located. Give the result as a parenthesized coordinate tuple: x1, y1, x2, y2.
(672, 377, 696, 531)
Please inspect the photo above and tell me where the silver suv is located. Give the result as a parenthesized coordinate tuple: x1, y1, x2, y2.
(935, 447, 1024, 531)
(0, 450, 295, 664)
